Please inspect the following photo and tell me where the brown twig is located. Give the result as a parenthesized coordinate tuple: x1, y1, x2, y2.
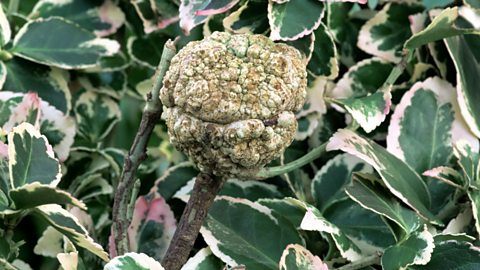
(162, 173, 226, 270)
(111, 40, 177, 256)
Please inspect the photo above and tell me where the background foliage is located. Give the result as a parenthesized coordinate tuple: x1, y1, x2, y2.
(0, 0, 479, 269)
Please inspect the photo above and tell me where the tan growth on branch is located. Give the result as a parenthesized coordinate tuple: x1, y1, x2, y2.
(160, 32, 307, 178)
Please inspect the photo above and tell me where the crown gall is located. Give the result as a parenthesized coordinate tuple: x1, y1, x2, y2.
(160, 32, 307, 179)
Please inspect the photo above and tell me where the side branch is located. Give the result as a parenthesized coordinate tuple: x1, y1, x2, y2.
(111, 40, 176, 256)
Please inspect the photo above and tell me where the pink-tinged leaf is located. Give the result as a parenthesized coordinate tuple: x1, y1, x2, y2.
(95, 0, 126, 37)
(3, 92, 41, 132)
(0, 141, 7, 158)
(387, 77, 479, 174)
(409, 13, 428, 35)
(180, 0, 239, 35)
(127, 193, 176, 261)
(327, 129, 438, 222)
(57, 252, 78, 270)
(280, 244, 329, 270)
(131, 0, 179, 34)
(330, 88, 392, 133)
(423, 166, 464, 189)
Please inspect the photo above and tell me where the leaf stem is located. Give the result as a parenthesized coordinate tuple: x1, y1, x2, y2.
(111, 40, 176, 257)
(7, 0, 19, 15)
(256, 142, 327, 179)
(335, 253, 381, 270)
(161, 173, 226, 270)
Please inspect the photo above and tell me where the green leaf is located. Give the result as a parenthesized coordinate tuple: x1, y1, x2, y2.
(127, 32, 170, 69)
(9, 182, 85, 210)
(34, 204, 109, 262)
(346, 173, 420, 233)
(358, 3, 423, 62)
(74, 91, 121, 144)
(330, 58, 394, 99)
(182, 247, 224, 270)
(3, 58, 71, 113)
(200, 196, 304, 270)
(444, 17, 480, 138)
(284, 33, 315, 63)
(12, 18, 119, 69)
(151, 162, 198, 201)
(279, 244, 328, 270)
(312, 153, 373, 211)
(268, 0, 324, 41)
(381, 226, 434, 270)
(0, 189, 9, 212)
(327, 129, 437, 222)
(104, 253, 164, 270)
(467, 189, 480, 237)
(307, 23, 338, 79)
(331, 89, 392, 133)
(422, 0, 455, 9)
(409, 241, 480, 270)
(405, 7, 480, 49)
(465, 0, 480, 8)
(222, 0, 269, 35)
(258, 198, 306, 228)
(0, 259, 17, 270)
(8, 122, 61, 188)
(179, 0, 239, 35)
(0, 3, 10, 47)
(31, 0, 125, 36)
(127, 194, 176, 261)
(219, 179, 283, 201)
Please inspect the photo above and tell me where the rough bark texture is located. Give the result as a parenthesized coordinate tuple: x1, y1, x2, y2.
(161, 173, 225, 270)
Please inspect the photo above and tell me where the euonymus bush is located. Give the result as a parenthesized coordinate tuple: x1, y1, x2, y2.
(0, 0, 479, 269)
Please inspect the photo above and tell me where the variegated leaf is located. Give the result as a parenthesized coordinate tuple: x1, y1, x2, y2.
(31, 0, 126, 37)
(443, 207, 473, 235)
(347, 173, 420, 234)
(279, 244, 328, 270)
(468, 189, 480, 237)
(284, 33, 315, 63)
(307, 23, 338, 79)
(57, 252, 78, 270)
(104, 253, 164, 270)
(405, 7, 480, 49)
(327, 129, 437, 222)
(0, 91, 76, 161)
(182, 247, 224, 270)
(357, 3, 423, 62)
(0, 3, 11, 47)
(34, 226, 63, 258)
(295, 113, 321, 141)
(78, 70, 127, 99)
(387, 77, 478, 174)
(331, 88, 392, 133)
(12, 18, 120, 69)
(200, 196, 304, 270)
(8, 122, 61, 188)
(288, 198, 366, 261)
(423, 166, 465, 188)
(34, 204, 109, 261)
(409, 241, 480, 269)
(75, 91, 121, 144)
(381, 226, 434, 270)
(329, 58, 394, 99)
(223, 0, 269, 34)
(453, 141, 479, 187)
(127, 194, 176, 261)
(3, 58, 71, 113)
(268, 0, 325, 41)
(132, 0, 179, 34)
(180, 0, 239, 35)
(9, 182, 85, 210)
(444, 12, 480, 138)
(150, 162, 198, 201)
(127, 32, 170, 69)
(312, 153, 373, 211)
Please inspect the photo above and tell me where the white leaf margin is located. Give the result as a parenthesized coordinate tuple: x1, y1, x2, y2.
(387, 76, 479, 162)
(104, 252, 164, 270)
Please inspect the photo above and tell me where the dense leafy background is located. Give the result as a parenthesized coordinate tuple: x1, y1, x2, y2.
(0, 0, 479, 269)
